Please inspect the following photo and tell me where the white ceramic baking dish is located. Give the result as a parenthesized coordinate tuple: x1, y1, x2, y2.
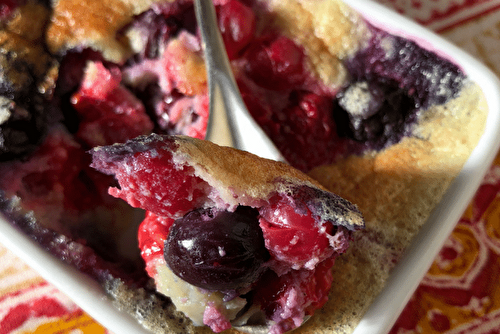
(0, 0, 499, 333)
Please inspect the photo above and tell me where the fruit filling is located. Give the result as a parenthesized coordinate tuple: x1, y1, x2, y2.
(0, 0, 466, 169)
(90, 134, 364, 333)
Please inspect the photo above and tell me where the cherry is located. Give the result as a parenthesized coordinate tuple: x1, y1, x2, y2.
(164, 206, 269, 291)
(217, 0, 256, 60)
(244, 35, 306, 90)
(272, 91, 340, 171)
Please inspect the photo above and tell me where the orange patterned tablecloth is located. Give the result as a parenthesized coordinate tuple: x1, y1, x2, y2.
(2, 1, 500, 333)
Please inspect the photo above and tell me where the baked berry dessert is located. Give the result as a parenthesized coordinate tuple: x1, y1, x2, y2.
(90, 134, 364, 333)
(0, 0, 489, 333)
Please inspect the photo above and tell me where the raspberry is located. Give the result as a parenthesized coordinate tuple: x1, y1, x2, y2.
(90, 134, 208, 219)
(259, 192, 349, 270)
(71, 61, 154, 147)
(138, 211, 174, 277)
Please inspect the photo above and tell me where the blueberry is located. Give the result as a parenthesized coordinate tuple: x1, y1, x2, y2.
(0, 93, 54, 161)
(334, 23, 464, 148)
(334, 80, 415, 146)
(0, 31, 58, 160)
(164, 206, 269, 291)
(345, 24, 464, 110)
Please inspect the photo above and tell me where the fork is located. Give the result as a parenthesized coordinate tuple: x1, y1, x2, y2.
(193, 0, 285, 162)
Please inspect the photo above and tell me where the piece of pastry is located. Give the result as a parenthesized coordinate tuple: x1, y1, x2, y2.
(0, 0, 488, 333)
(90, 133, 364, 333)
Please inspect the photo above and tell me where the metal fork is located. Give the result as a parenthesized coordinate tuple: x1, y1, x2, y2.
(193, 0, 284, 162)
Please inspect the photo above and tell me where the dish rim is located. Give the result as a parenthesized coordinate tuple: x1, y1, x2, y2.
(0, 0, 499, 333)
(345, 0, 500, 333)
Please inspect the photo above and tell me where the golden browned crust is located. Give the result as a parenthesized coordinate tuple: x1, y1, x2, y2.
(46, 0, 174, 63)
(173, 136, 326, 198)
(301, 82, 488, 333)
(170, 135, 364, 230)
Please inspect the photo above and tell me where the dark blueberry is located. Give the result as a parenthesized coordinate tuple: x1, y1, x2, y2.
(345, 24, 465, 109)
(0, 97, 46, 160)
(334, 24, 464, 148)
(333, 80, 415, 146)
(120, 1, 196, 63)
(164, 206, 269, 291)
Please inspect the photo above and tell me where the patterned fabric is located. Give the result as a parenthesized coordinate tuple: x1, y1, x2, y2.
(391, 156, 500, 333)
(1, 0, 500, 333)
(378, 0, 500, 31)
(387, 1, 500, 333)
(0, 246, 110, 334)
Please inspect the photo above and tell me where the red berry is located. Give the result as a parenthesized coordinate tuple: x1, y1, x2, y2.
(272, 92, 343, 171)
(244, 36, 306, 90)
(138, 211, 174, 277)
(71, 61, 154, 147)
(259, 193, 335, 269)
(90, 135, 208, 219)
(217, 0, 256, 60)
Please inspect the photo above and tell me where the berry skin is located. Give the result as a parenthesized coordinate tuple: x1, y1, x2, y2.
(244, 35, 306, 91)
(261, 91, 342, 172)
(71, 61, 154, 147)
(217, 0, 256, 60)
(164, 206, 269, 291)
(90, 134, 208, 219)
(138, 211, 174, 277)
(259, 192, 348, 270)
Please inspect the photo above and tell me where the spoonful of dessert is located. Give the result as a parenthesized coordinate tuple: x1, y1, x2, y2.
(193, 0, 285, 162)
